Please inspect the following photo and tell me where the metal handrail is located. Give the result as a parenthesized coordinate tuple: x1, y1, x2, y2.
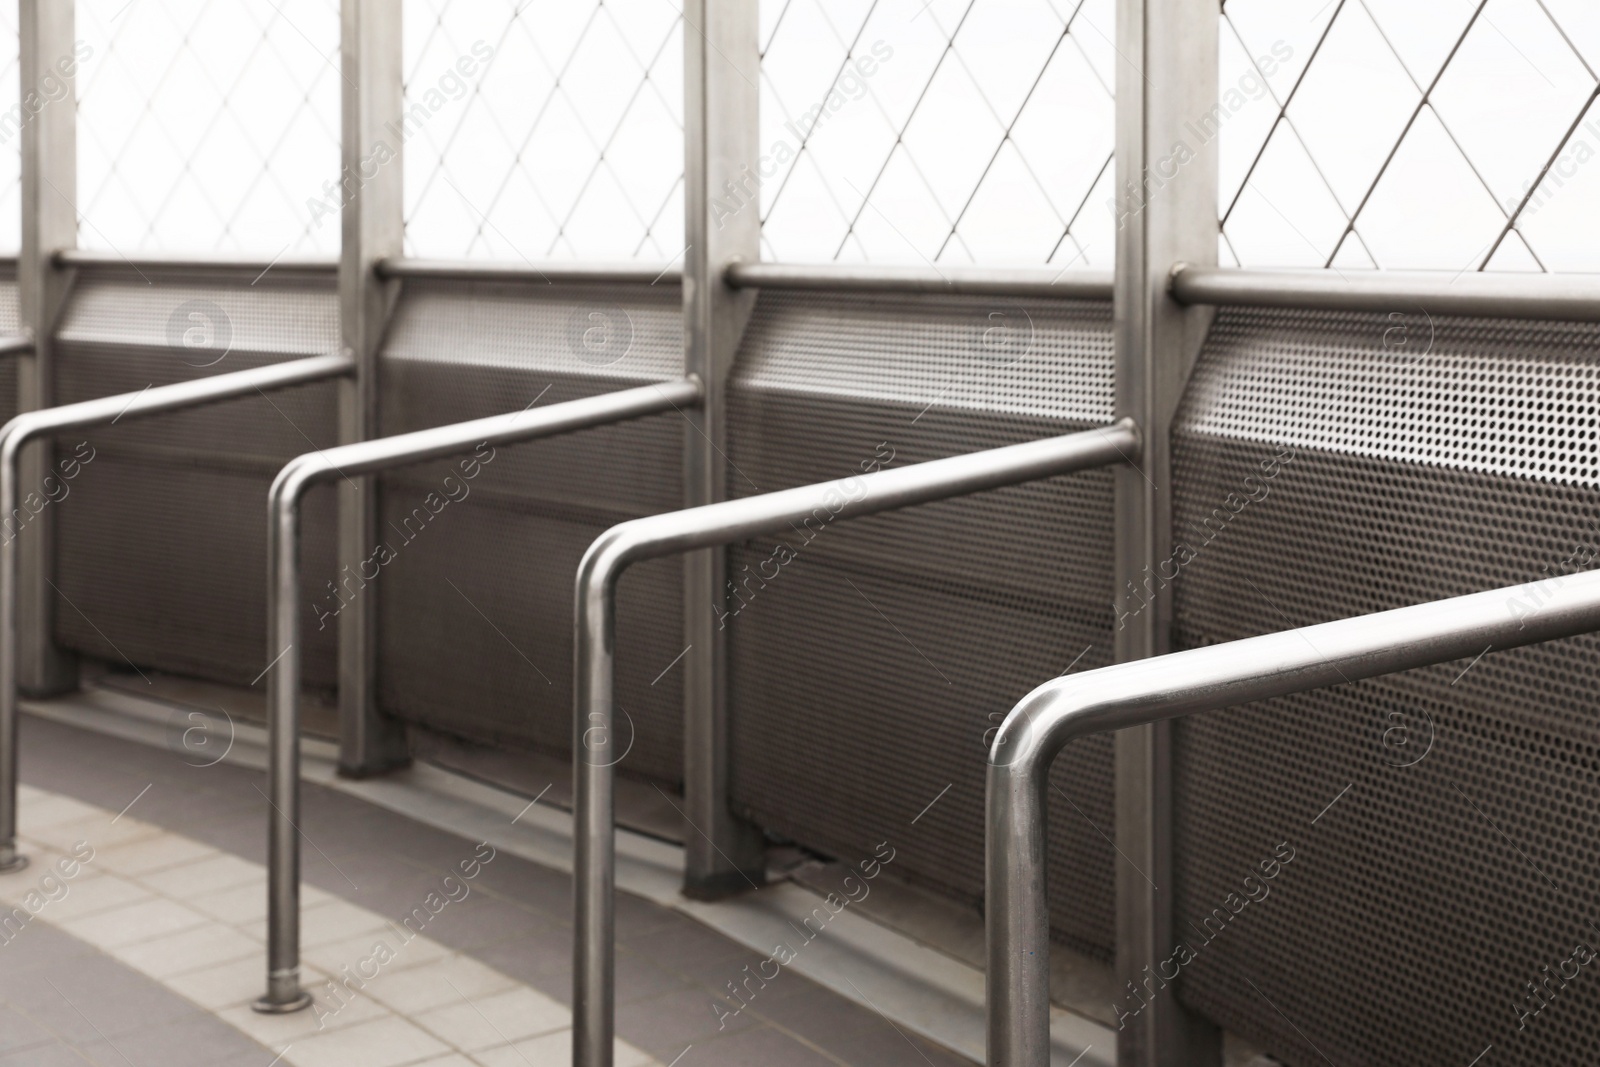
(1170, 264, 1600, 322)
(985, 567, 1600, 1067)
(0, 335, 33, 358)
(725, 260, 1115, 300)
(569, 418, 1142, 1067)
(376, 258, 681, 286)
(254, 376, 703, 1013)
(0, 352, 355, 871)
(53, 249, 339, 276)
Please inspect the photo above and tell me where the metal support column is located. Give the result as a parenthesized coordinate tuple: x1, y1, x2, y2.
(679, 0, 765, 898)
(1111, 0, 1220, 1063)
(15, 0, 77, 702)
(336, 0, 407, 776)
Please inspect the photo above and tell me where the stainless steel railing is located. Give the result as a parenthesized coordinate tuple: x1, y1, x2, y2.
(255, 376, 703, 1013)
(569, 418, 1141, 1067)
(1169, 264, 1600, 322)
(0, 352, 355, 871)
(984, 567, 1600, 1067)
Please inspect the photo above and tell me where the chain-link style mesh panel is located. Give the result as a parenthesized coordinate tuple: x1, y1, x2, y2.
(75, 0, 340, 254)
(1220, 0, 1600, 271)
(401, 0, 684, 260)
(758, 0, 1116, 267)
(725, 290, 1119, 958)
(1169, 306, 1600, 1066)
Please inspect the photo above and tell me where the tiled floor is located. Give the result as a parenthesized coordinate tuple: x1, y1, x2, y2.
(0, 918, 271, 1066)
(15, 714, 975, 1067)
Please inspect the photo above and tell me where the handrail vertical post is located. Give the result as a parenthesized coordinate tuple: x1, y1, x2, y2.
(335, 0, 408, 776)
(1111, 0, 1220, 1060)
(679, 0, 766, 899)
(0, 433, 26, 870)
(256, 472, 312, 1012)
(986, 737, 1053, 1064)
(574, 539, 624, 1067)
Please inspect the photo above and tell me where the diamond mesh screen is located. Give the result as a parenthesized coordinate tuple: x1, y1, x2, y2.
(1169, 306, 1600, 1065)
(50, 270, 341, 687)
(400, 0, 684, 260)
(724, 289, 1119, 957)
(76, 0, 340, 254)
(757, 0, 1116, 267)
(1220, 0, 1600, 271)
(374, 278, 686, 782)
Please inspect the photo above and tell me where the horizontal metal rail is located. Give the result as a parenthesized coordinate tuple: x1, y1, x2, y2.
(725, 260, 1115, 300)
(0, 335, 31, 358)
(0, 352, 354, 872)
(255, 376, 703, 1014)
(570, 418, 1141, 1067)
(53, 248, 339, 276)
(376, 258, 681, 286)
(985, 567, 1600, 1067)
(1170, 264, 1600, 322)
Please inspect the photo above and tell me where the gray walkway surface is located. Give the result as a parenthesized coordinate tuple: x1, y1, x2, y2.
(17, 713, 975, 1067)
(0, 919, 272, 1067)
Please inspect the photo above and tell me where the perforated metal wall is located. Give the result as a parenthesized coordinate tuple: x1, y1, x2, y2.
(1169, 307, 1600, 1065)
(50, 269, 341, 687)
(724, 290, 1119, 958)
(374, 278, 686, 782)
(0, 264, 17, 425)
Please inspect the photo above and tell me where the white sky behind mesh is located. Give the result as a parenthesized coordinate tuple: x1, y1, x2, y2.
(44, 0, 1600, 271)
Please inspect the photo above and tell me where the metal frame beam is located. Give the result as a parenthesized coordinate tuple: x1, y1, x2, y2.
(254, 377, 702, 1013)
(679, 0, 765, 900)
(726, 261, 1115, 299)
(53, 249, 338, 276)
(376, 258, 680, 286)
(336, 0, 408, 776)
(16, 0, 78, 701)
(1112, 0, 1220, 1064)
(1172, 264, 1600, 321)
(571, 420, 1140, 1067)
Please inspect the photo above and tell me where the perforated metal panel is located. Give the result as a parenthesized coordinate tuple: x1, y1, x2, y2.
(374, 278, 686, 782)
(50, 270, 341, 687)
(725, 290, 1119, 958)
(0, 264, 18, 425)
(1170, 307, 1600, 1065)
